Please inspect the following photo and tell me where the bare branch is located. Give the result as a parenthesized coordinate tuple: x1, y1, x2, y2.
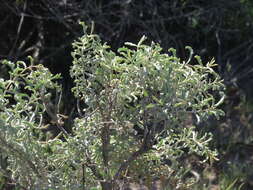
(8, 0, 27, 61)
(114, 133, 153, 180)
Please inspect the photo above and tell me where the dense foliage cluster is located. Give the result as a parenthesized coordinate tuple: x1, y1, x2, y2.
(0, 24, 225, 189)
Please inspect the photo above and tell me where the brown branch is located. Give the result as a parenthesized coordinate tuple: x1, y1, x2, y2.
(113, 133, 153, 180)
(8, 0, 27, 61)
(96, 88, 113, 172)
(98, 105, 111, 175)
(101, 125, 110, 168)
(84, 152, 104, 181)
(32, 19, 45, 62)
(40, 89, 69, 136)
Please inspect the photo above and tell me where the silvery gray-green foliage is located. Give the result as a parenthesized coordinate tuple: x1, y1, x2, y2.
(69, 23, 225, 188)
(0, 23, 225, 189)
(0, 61, 65, 189)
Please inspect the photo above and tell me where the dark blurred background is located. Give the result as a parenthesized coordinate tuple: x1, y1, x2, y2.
(1, 0, 253, 188)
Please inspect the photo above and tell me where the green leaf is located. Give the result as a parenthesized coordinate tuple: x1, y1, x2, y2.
(146, 103, 155, 109)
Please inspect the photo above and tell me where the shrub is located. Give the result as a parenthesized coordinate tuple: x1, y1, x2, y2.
(0, 23, 225, 189)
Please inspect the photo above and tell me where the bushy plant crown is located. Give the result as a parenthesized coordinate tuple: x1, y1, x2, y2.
(0, 23, 225, 189)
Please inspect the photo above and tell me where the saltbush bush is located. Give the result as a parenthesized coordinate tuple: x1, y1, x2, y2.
(0, 23, 225, 190)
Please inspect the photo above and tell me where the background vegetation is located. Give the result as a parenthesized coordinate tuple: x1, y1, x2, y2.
(1, 0, 253, 189)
